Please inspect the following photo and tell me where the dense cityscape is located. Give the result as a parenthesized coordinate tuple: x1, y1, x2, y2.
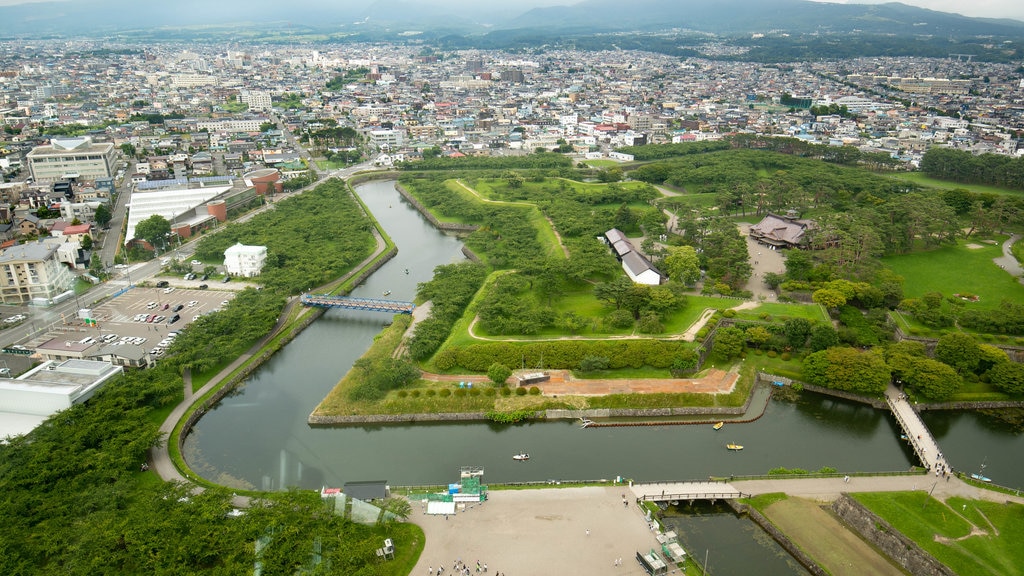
(1, 2, 1024, 573)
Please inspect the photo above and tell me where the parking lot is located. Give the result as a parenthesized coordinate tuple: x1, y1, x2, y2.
(64, 286, 237, 357)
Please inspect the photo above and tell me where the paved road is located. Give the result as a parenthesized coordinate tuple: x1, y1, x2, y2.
(994, 233, 1023, 283)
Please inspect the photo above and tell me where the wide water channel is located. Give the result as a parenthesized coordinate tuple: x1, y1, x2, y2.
(183, 180, 1023, 568)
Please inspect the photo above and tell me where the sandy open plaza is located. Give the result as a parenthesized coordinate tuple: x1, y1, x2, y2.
(411, 486, 665, 576)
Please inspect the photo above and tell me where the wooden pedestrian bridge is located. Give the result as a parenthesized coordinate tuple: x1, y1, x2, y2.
(631, 481, 748, 503)
(300, 293, 415, 314)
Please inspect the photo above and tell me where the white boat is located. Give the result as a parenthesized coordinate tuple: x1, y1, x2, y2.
(513, 452, 530, 461)
(579, 418, 594, 428)
(970, 473, 991, 483)
(382, 290, 391, 296)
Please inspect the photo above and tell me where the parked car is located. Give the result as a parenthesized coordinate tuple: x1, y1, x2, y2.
(222, 275, 231, 283)
(172, 304, 184, 312)
(198, 284, 208, 290)
(168, 314, 180, 325)
(155, 280, 169, 288)
(200, 274, 209, 281)
(191, 260, 202, 266)
(162, 303, 169, 310)
(163, 287, 175, 294)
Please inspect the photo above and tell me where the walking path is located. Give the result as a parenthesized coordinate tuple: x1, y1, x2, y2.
(733, 473, 1024, 505)
(994, 233, 1023, 283)
(421, 367, 740, 396)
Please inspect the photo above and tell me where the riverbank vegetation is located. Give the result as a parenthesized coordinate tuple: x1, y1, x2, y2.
(854, 492, 1024, 576)
(0, 296, 413, 575)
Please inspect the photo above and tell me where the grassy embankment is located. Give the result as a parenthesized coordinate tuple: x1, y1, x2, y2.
(855, 491, 1024, 576)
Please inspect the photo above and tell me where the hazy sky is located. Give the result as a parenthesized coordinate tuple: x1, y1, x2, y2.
(0, 0, 1021, 23)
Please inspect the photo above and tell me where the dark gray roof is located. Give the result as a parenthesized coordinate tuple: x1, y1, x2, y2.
(622, 250, 658, 277)
(344, 480, 388, 501)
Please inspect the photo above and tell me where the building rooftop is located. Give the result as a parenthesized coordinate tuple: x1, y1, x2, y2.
(0, 241, 59, 263)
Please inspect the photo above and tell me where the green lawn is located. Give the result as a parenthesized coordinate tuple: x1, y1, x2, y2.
(582, 159, 618, 168)
(888, 172, 1024, 197)
(883, 239, 1024, 310)
(854, 492, 1024, 576)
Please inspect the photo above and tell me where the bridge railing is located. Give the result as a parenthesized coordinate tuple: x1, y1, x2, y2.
(639, 492, 748, 501)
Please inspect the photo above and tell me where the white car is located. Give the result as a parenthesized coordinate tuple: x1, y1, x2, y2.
(161, 258, 170, 265)
(163, 287, 175, 294)
(187, 300, 198, 307)
(191, 260, 202, 266)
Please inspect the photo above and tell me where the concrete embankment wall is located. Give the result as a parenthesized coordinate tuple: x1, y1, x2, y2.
(831, 495, 956, 576)
(726, 500, 829, 576)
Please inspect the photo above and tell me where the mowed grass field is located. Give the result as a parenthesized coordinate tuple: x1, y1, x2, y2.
(888, 172, 1024, 197)
(882, 239, 1024, 309)
(854, 492, 1024, 576)
(762, 497, 906, 576)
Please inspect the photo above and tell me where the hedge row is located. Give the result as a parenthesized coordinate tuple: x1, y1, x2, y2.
(439, 339, 695, 372)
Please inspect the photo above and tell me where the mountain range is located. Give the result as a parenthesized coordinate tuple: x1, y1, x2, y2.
(1, 0, 1023, 39)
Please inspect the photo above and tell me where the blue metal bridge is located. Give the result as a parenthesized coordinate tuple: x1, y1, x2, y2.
(300, 293, 415, 314)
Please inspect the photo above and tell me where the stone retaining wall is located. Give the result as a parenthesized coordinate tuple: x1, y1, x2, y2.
(831, 494, 956, 576)
(394, 182, 479, 232)
(726, 500, 829, 576)
(309, 411, 494, 425)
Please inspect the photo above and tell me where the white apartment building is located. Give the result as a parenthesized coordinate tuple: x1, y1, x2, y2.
(26, 137, 117, 183)
(195, 119, 265, 133)
(240, 89, 272, 112)
(0, 242, 76, 305)
(224, 243, 267, 278)
(368, 129, 405, 150)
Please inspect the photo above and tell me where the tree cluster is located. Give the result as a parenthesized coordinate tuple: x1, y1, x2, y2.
(408, 262, 489, 360)
(193, 179, 376, 294)
(921, 147, 1024, 191)
(437, 340, 697, 373)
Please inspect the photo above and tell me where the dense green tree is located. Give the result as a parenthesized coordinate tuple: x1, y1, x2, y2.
(713, 327, 746, 360)
(663, 245, 701, 286)
(808, 324, 839, 352)
(802, 346, 889, 395)
(934, 332, 981, 374)
(812, 288, 846, 309)
(745, 326, 771, 349)
(783, 317, 813, 349)
(94, 203, 112, 228)
(487, 362, 513, 386)
(784, 249, 814, 281)
(902, 357, 962, 400)
(988, 361, 1024, 395)
(134, 214, 171, 247)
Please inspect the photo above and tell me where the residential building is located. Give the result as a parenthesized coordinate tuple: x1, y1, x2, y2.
(0, 241, 76, 304)
(224, 243, 267, 277)
(240, 89, 272, 112)
(26, 137, 117, 183)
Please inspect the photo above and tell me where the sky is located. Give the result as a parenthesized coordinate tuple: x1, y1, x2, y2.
(0, 0, 1021, 23)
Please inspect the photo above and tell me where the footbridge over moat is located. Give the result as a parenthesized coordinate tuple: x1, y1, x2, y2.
(300, 294, 415, 314)
(630, 481, 748, 503)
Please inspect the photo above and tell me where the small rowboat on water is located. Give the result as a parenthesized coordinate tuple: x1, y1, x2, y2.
(513, 452, 530, 461)
(713, 421, 724, 430)
(726, 443, 744, 451)
(970, 473, 991, 483)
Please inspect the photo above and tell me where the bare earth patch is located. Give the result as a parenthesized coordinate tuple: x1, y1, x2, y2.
(763, 497, 905, 576)
(965, 243, 985, 250)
